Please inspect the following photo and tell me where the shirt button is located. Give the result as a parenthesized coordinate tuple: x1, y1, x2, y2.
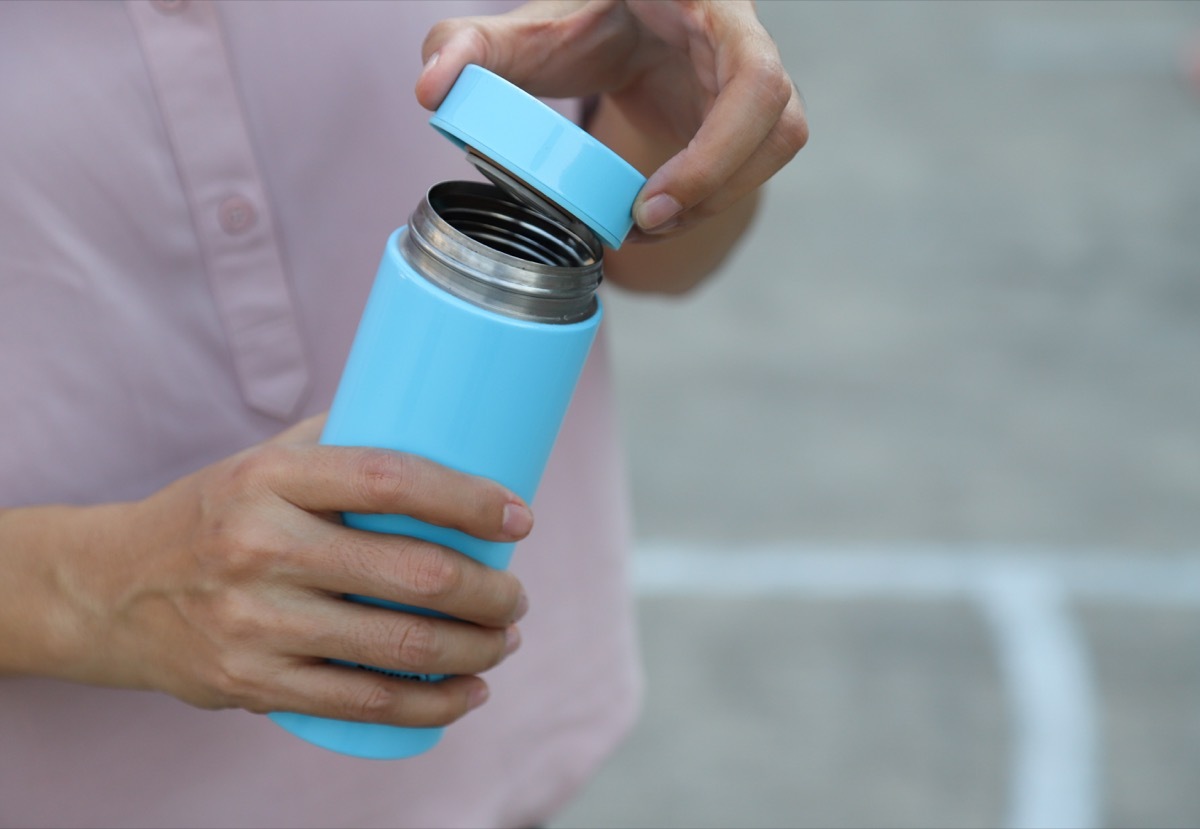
(218, 196, 258, 236)
(150, 0, 187, 14)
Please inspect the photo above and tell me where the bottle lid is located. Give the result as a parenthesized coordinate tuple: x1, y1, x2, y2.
(430, 64, 646, 249)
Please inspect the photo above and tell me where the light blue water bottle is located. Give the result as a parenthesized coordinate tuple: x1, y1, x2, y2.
(268, 66, 645, 759)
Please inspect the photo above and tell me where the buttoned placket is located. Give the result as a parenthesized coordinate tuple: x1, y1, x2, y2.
(126, 0, 310, 420)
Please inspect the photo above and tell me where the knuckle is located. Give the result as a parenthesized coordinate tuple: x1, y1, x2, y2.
(199, 510, 281, 580)
(460, 24, 495, 65)
(226, 444, 288, 494)
(233, 675, 279, 716)
(776, 101, 810, 157)
(422, 20, 458, 52)
(199, 453, 290, 577)
(212, 590, 267, 645)
(240, 698, 274, 716)
(423, 18, 471, 49)
(207, 651, 257, 708)
(352, 450, 421, 510)
(347, 680, 398, 723)
(335, 534, 399, 598)
(424, 19, 494, 65)
(394, 616, 443, 669)
(749, 57, 793, 114)
(404, 546, 462, 601)
(208, 666, 241, 704)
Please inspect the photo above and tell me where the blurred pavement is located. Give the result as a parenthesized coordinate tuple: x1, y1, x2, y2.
(551, 2, 1200, 827)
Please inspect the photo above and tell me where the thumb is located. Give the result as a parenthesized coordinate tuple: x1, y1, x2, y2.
(414, 19, 494, 111)
(414, 1, 610, 111)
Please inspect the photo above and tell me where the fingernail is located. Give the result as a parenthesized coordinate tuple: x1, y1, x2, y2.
(504, 625, 522, 656)
(502, 502, 534, 539)
(635, 193, 682, 232)
(422, 51, 439, 74)
(467, 683, 490, 711)
(514, 591, 529, 623)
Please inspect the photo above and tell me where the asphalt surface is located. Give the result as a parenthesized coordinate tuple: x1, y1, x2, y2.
(550, 2, 1200, 827)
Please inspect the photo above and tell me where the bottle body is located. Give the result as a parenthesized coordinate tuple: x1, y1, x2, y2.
(322, 226, 601, 570)
(270, 182, 603, 759)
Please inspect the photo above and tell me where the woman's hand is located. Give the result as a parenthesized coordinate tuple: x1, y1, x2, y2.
(0, 415, 530, 728)
(416, 0, 808, 243)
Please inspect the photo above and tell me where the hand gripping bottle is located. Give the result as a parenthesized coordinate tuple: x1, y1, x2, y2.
(268, 66, 646, 759)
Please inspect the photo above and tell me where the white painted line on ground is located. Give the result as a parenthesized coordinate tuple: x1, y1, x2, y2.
(977, 564, 1100, 829)
(629, 543, 1196, 829)
(631, 543, 1200, 606)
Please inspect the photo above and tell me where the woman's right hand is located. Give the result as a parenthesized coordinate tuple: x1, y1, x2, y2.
(0, 414, 530, 728)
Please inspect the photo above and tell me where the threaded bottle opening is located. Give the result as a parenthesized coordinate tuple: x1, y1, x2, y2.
(401, 181, 603, 324)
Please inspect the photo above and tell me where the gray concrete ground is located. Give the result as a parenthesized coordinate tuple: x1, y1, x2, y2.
(550, 2, 1200, 827)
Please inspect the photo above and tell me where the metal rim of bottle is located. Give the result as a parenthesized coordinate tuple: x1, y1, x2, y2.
(400, 180, 603, 325)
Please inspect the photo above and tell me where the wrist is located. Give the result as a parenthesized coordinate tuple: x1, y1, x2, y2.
(0, 503, 129, 682)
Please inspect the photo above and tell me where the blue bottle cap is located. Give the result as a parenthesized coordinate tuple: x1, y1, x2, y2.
(430, 64, 646, 249)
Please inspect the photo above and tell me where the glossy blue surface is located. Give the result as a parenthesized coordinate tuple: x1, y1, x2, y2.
(268, 228, 602, 759)
(430, 64, 645, 249)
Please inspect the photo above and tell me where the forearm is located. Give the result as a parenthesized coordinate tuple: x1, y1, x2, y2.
(589, 97, 760, 295)
(0, 505, 101, 679)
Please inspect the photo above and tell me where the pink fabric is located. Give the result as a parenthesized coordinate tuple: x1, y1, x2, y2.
(0, 2, 641, 826)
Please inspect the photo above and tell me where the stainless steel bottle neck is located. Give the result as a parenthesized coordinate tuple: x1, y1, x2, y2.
(399, 180, 603, 325)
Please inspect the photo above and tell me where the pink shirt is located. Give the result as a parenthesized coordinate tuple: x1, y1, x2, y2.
(0, 2, 641, 826)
